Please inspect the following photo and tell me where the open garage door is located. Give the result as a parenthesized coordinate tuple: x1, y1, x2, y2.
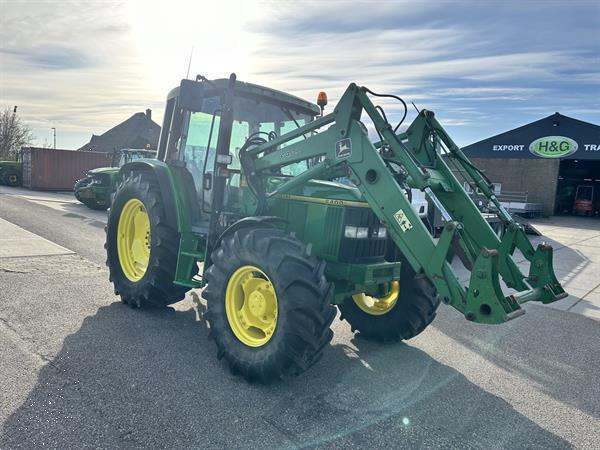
(556, 160, 600, 216)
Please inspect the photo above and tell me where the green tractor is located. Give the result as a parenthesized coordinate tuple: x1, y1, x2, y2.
(105, 74, 566, 381)
(0, 160, 23, 187)
(74, 149, 156, 210)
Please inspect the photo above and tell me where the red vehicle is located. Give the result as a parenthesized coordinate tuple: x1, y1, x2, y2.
(572, 185, 594, 216)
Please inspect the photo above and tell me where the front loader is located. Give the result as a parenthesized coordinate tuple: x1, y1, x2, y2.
(105, 74, 566, 381)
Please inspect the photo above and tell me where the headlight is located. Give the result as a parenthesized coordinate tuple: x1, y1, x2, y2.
(344, 226, 357, 238)
(344, 226, 369, 239)
(377, 226, 387, 238)
(356, 227, 369, 239)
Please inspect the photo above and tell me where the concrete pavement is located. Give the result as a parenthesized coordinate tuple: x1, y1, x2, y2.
(530, 217, 600, 319)
(0, 188, 599, 448)
(451, 216, 600, 321)
(0, 217, 73, 259)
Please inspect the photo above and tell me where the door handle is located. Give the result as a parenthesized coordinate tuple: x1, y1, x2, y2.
(203, 173, 212, 190)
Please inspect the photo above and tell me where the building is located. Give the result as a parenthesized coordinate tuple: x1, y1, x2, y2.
(78, 109, 160, 153)
(462, 113, 600, 216)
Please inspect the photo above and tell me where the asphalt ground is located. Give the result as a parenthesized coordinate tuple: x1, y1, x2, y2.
(0, 191, 599, 448)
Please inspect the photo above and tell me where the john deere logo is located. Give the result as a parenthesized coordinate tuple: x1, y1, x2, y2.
(335, 138, 352, 159)
(529, 136, 578, 158)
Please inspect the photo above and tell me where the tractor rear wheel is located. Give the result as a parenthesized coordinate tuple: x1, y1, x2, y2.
(338, 258, 440, 342)
(202, 227, 335, 382)
(105, 171, 190, 308)
(2, 169, 21, 187)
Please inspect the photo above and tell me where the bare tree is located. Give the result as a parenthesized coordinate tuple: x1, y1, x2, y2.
(0, 107, 34, 160)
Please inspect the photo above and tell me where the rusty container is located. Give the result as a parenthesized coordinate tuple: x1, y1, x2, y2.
(21, 147, 113, 190)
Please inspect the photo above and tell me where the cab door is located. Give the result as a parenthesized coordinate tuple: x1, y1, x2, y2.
(175, 96, 225, 223)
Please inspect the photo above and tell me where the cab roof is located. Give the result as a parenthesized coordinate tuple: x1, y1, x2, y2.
(167, 78, 320, 116)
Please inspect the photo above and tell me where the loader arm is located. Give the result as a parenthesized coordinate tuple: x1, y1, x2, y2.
(242, 83, 566, 324)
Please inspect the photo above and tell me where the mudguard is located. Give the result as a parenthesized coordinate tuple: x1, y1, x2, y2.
(119, 160, 180, 231)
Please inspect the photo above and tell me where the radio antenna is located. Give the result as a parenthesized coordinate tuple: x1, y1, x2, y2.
(185, 47, 194, 79)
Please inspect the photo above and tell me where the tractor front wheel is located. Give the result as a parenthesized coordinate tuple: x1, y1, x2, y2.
(202, 227, 335, 382)
(338, 260, 440, 342)
(105, 171, 190, 308)
(83, 198, 109, 211)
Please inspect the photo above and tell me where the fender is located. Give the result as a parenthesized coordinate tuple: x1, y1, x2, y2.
(214, 216, 288, 250)
(119, 160, 180, 231)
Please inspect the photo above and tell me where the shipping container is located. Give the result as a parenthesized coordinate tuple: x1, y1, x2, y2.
(22, 147, 113, 190)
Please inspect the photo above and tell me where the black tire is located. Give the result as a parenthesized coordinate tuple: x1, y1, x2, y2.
(490, 220, 505, 238)
(202, 227, 335, 382)
(105, 171, 191, 308)
(2, 169, 22, 187)
(74, 178, 91, 202)
(83, 198, 109, 211)
(74, 177, 91, 191)
(338, 256, 440, 342)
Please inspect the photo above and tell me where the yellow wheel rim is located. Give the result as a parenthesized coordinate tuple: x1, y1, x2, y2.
(225, 265, 278, 347)
(117, 198, 151, 282)
(352, 281, 400, 316)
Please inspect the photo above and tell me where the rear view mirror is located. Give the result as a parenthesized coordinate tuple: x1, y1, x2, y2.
(179, 79, 205, 111)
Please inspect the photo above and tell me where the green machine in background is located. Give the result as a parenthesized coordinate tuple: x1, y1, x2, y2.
(104, 74, 566, 382)
(0, 159, 23, 187)
(74, 149, 156, 210)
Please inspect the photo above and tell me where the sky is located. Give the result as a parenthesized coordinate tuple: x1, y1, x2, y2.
(0, 0, 599, 150)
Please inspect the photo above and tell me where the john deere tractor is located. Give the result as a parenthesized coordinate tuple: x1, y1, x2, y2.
(75, 149, 156, 210)
(105, 74, 566, 381)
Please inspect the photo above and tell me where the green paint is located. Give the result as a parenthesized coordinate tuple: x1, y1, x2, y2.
(128, 78, 566, 324)
(529, 136, 578, 158)
(74, 150, 156, 209)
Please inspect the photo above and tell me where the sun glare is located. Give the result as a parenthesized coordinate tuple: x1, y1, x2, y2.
(126, 0, 260, 92)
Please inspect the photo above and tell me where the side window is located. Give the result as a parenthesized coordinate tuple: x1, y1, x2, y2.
(181, 96, 221, 192)
(230, 120, 249, 171)
(158, 97, 175, 160)
(226, 120, 249, 192)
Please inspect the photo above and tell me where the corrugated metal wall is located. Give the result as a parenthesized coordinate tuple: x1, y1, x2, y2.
(22, 147, 112, 190)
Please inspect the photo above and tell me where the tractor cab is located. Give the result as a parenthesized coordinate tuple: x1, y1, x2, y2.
(113, 148, 157, 167)
(157, 75, 320, 225)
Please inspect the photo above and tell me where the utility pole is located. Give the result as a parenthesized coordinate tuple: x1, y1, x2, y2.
(51, 127, 56, 149)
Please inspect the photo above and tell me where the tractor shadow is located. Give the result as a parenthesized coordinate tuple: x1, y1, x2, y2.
(0, 298, 570, 448)
(440, 218, 600, 421)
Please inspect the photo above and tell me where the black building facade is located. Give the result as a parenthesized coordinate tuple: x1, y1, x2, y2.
(462, 113, 600, 216)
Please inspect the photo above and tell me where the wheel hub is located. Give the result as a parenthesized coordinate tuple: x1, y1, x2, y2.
(248, 291, 267, 316)
(225, 265, 278, 347)
(117, 198, 151, 282)
(352, 281, 400, 316)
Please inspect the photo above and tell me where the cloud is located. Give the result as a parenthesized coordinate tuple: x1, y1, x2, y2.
(1, 47, 92, 70)
(0, 0, 598, 149)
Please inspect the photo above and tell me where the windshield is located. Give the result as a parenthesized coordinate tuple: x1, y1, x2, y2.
(181, 93, 315, 191)
(229, 95, 313, 176)
(118, 151, 152, 166)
